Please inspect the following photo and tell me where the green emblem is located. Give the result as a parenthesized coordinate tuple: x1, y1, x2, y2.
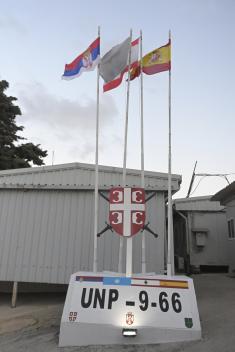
(184, 317, 193, 328)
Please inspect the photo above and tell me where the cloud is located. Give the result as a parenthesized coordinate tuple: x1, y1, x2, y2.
(68, 132, 123, 163)
(0, 16, 27, 34)
(69, 142, 95, 162)
(15, 82, 120, 164)
(18, 82, 118, 132)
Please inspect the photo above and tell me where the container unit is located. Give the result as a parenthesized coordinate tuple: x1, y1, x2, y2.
(0, 162, 181, 285)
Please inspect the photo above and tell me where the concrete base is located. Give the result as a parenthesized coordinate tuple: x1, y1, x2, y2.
(59, 271, 201, 346)
(60, 322, 201, 346)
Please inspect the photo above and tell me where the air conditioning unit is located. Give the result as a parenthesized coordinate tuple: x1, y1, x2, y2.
(192, 228, 208, 247)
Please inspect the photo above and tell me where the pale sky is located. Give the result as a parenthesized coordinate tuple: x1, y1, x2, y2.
(1, 0, 235, 197)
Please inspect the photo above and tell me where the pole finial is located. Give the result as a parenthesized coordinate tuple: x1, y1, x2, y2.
(169, 30, 171, 41)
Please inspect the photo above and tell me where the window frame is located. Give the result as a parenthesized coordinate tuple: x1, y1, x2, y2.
(228, 218, 235, 239)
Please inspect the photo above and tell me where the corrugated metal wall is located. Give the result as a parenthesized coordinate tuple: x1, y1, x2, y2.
(0, 188, 165, 284)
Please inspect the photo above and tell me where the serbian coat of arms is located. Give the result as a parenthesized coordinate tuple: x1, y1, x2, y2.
(109, 187, 145, 237)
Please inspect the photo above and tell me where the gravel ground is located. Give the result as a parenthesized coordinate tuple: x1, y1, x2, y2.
(0, 274, 235, 352)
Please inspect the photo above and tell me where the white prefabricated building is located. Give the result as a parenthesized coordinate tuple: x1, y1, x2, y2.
(0, 162, 181, 286)
(173, 196, 229, 272)
(211, 182, 235, 275)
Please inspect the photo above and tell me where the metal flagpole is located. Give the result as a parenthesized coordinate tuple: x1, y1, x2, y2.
(122, 30, 132, 187)
(140, 30, 146, 273)
(167, 30, 174, 276)
(118, 73, 128, 274)
(121, 29, 132, 277)
(93, 26, 100, 273)
(118, 77, 128, 273)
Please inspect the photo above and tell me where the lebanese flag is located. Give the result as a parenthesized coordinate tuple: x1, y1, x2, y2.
(103, 38, 139, 92)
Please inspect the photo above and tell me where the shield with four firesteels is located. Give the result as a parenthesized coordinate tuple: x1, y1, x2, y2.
(109, 187, 145, 237)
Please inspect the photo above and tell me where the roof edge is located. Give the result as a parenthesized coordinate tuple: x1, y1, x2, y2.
(174, 195, 212, 203)
(0, 162, 182, 182)
(211, 181, 235, 204)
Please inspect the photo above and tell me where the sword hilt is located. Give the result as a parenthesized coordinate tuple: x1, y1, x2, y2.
(141, 222, 158, 238)
(97, 222, 113, 237)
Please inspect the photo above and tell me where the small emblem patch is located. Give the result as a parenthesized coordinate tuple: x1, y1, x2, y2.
(185, 317, 193, 328)
(126, 312, 134, 325)
(69, 311, 78, 322)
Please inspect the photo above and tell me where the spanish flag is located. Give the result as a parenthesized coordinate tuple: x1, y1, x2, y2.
(130, 40, 171, 80)
(143, 40, 171, 74)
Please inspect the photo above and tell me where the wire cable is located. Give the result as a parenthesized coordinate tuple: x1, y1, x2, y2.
(189, 176, 207, 196)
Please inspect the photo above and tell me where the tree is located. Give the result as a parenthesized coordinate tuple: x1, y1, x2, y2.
(0, 80, 47, 170)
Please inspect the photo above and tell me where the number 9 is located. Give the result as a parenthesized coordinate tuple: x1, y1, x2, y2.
(139, 290, 149, 311)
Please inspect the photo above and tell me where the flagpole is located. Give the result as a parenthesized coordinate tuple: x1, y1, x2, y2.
(121, 29, 132, 277)
(167, 30, 174, 276)
(118, 77, 128, 274)
(122, 30, 132, 187)
(93, 26, 100, 273)
(140, 30, 146, 273)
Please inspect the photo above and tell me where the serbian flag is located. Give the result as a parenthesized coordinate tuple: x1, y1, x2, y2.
(103, 38, 139, 92)
(130, 40, 171, 80)
(62, 37, 100, 80)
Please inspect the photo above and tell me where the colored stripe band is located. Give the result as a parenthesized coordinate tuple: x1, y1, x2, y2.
(103, 277, 131, 286)
(75, 276, 189, 289)
(76, 276, 103, 282)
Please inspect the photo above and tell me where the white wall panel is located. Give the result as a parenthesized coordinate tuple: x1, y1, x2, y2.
(0, 189, 166, 284)
(0, 163, 181, 284)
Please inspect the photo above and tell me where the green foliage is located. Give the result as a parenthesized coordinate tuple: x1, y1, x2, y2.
(0, 80, 47, 170)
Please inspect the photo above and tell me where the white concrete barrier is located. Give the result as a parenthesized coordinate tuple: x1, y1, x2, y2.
(59, 271, 201, 346)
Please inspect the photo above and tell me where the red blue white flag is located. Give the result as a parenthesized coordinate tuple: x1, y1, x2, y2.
(62, 37, 100, 80)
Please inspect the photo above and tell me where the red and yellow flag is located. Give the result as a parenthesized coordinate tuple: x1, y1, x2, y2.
(130, 40, 171, 80)
(143, 40, 171, 75)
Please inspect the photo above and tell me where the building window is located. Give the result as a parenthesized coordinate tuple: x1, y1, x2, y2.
(228, 218, 235, 239)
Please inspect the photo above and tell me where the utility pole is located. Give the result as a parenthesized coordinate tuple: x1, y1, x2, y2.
(186, 161, 197, 198)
